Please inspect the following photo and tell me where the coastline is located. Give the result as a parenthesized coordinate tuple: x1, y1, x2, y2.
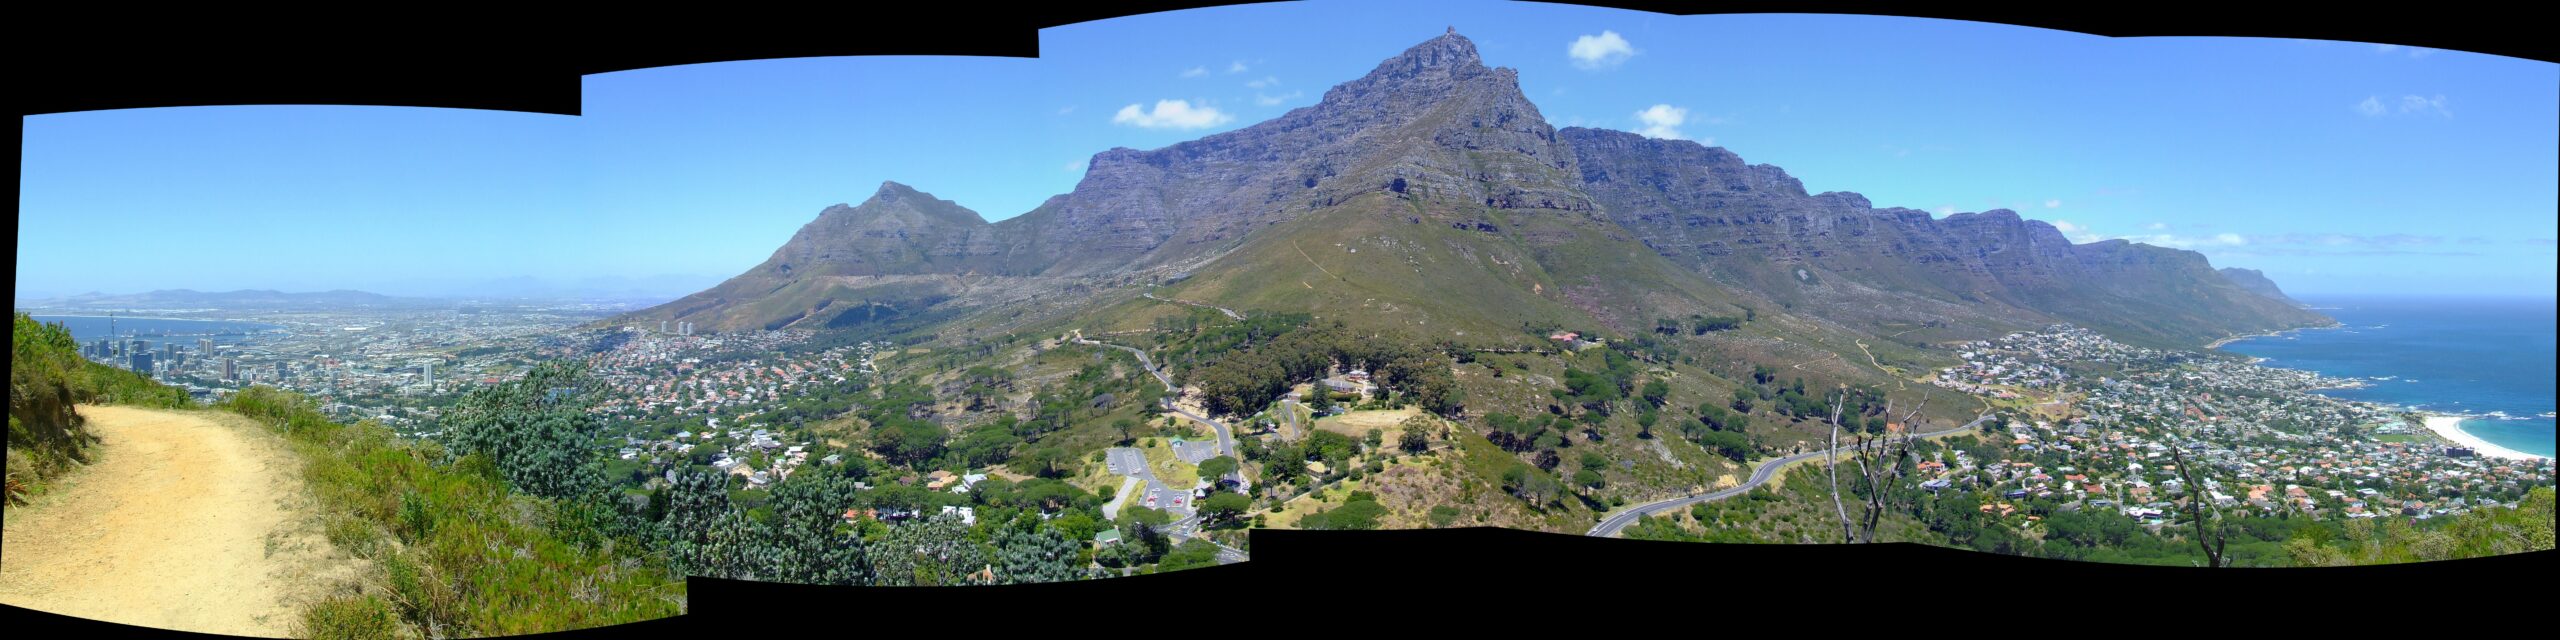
(2205, 331, 2274, 350)
(2420, 415, 2549, 461)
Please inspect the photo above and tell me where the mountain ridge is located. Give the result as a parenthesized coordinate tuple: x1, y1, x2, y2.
(626, 30, 2329, 349)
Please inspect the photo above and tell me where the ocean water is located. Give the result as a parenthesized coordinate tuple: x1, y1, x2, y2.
(28, 315, 283, 347)
(2219, 296, 2556, 458)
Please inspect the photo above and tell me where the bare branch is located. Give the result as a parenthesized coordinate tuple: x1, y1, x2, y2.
(1827, 387, 1853, 545)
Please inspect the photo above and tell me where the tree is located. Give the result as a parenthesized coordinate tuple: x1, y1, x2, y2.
(658, 468, 743, 579)
(1640, 379, 1671, 408)
(1574, 468, 1606, 490)
(756, 473, 873, 585)
(1322, 498, 1385, 530)
(1118, 510, 1172, 563)
(870, 513, 991, 586)
(1196, 455, 1239, 481)
(2166, 443, 2229, 568)
(1157, 539, 1224, 572)
(996, 524, 1081, 584)
(443, 360, 608, 500)
(1399, 426, 1430, 453)
(1198, 493, 1252, 528)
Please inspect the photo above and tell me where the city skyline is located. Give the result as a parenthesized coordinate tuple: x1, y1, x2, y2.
(18, 0, 2557, 299)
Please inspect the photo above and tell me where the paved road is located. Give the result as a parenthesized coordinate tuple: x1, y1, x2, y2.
(1586, 412, 1994, 538)
(1071, 331, 1242, 489)
(1104, 447, 1193, 518)
(1280, 398, 1300, 439)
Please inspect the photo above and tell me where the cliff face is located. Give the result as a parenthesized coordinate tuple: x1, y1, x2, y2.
(2219, 267, 2304, 306)
(637, 30, 2330, 347)
(1562, 126, 2329, 347)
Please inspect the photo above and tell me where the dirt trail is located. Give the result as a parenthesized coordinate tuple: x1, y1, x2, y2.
(1, 405, 350, 637)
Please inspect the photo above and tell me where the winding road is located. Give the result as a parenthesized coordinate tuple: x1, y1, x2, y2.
(1585, 412, 1994, 538)
(1069, 331, 1242, 486)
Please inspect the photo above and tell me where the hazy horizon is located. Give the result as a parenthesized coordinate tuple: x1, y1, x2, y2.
(19, 0, 2557, 299)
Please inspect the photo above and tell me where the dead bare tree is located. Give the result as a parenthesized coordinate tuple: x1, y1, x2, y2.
(1827, 387, 1855, 544)
(2165, 441, 2228, 567)
(1845, 396, 1929, 543)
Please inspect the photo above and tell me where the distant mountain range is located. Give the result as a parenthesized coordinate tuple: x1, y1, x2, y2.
(628, 29, 2329, 349)
(2218, 268, 2306, 307)
(18, 289, 441, 310)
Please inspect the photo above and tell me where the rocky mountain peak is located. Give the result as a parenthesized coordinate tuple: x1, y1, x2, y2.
(1321, 29, 1495, 107)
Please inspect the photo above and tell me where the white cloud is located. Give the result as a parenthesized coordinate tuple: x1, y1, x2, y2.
(2357, 94, 2451, 118)
(1634, 104, 1689, 140)
(1254, 91, 1304, 106)
(2399, 94, 2452, 116)
(1935, 206, 1957, 217)
(1112, 100, 1234, 130)
(2372, 44, 2402, 54)
(1245, 76, 1280, 89)
(1057, 105, 1076, 115)
(2146, 222, 2168, 231)
(1065, 159, 1088, 172)
(2354, 96, 2387, 117)
(1180, 66, 1208, 78)
(2115, 233, 2251, 249)
(1568, 31, 1637, 70)
(2044, 199, 2062, 209)
(1228, 60, 1249, 74)
(2051, 220, 2083, 234)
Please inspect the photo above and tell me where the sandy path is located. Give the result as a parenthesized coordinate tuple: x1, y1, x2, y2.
(1, 405, 343, 637)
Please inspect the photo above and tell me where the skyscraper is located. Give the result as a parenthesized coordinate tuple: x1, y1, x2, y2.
(224, 357, 238, 380)
(131, 352, 155, 378)
(277, 361, 291, 380)
(423, 361, 435, 389)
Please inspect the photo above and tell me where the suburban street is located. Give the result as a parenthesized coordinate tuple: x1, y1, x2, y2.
(1585, 412, 1995, 538)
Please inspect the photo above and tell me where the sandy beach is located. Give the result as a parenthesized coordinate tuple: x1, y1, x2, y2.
(2420, 415, 2548, 461)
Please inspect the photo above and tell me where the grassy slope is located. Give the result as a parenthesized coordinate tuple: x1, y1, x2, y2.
(224, 387, 685, 637)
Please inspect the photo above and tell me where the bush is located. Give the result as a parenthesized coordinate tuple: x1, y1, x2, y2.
(223, 386, 682, 636)
(298, 594, 402, 640)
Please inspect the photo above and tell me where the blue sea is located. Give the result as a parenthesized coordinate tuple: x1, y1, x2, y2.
(27, 314, 283, 347)
(2219, 296, 2556, 458)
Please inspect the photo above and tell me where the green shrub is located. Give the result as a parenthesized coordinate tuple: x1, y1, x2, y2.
(298, 594, 401, 640)
(222, 386, 683, 636)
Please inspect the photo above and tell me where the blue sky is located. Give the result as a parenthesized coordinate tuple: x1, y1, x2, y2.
(18, 0, 2557, 299)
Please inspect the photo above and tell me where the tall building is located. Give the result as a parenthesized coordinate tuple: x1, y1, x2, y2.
(277, 361, 291, 380)
(130, 352, 155, 378)
(224, 357, 238, 380)
(199, 338, 215, 359)
(423, 361, 435, 389)
(661, 320, 669, 333)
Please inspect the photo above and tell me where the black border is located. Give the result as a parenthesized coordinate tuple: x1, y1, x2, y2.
(11, 2, 2557, 637)
(15, 1, 2555, 117)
